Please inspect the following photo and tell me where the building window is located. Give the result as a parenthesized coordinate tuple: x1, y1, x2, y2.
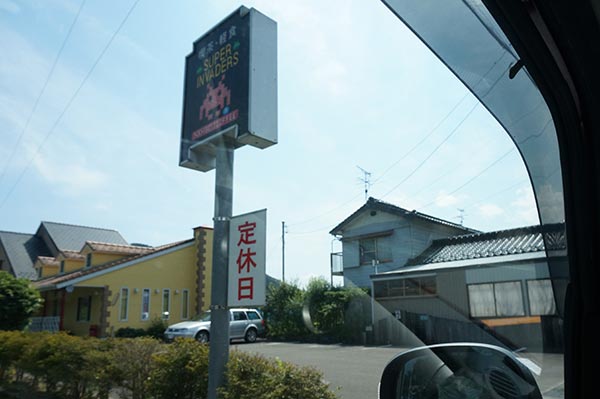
(181, 289, 189, 319)
(59, 261, 65, 273)
(374, 276, 437, 299)
(37, 267, 43, 279)
(468, 281, 525, 318)
(162, 289, 170, 320)
(85, 253, 92, 268)
(119, 288, 129, 321)
(77, 296, 92, 322)
(527, 279, 556, 315)
(141, 288, 150, 321)
(359, 236, 392, 265)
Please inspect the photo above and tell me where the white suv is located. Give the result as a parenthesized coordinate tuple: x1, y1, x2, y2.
(164, 308, 266, 343)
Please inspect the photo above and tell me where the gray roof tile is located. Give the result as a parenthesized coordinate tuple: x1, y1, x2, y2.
(39, 221, 128, 252)
(0, 231, 52, 279)
(406, 223, 566, 266)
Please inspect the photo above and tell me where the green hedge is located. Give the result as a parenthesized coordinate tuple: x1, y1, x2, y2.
(0, 331, 338, 399)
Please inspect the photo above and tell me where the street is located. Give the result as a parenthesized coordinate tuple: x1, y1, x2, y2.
(233, 341, 565, 399)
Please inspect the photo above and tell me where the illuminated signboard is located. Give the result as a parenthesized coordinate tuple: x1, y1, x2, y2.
(180, 7, 277, 172)
(228, 209, 266, 307)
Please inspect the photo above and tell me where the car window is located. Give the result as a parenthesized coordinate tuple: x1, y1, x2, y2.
(247, 311, 261, 320)
(232, 311, 247, 321)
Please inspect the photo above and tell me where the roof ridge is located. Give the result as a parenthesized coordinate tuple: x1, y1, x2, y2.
(437, 224, 545, 244)
(369, 197, 478, 232)
(41, 221, 121, 233)
(0, 230, 34, 236)
(84, 240, 153, 248)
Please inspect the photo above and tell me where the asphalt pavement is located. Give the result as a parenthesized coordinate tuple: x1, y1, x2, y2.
(233, 341, 565, 399)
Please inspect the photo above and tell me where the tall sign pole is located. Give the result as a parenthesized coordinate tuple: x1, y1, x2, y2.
(179, 7, 277, 399)
(207, 136, 234, 398)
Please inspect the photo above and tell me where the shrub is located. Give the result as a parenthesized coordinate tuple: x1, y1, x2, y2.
(146, 338, 209, 399)
(0, 331, 30, 383)
(109, 338, 161, 399)
(115, 328, 147, 338)
(221, 350, 338, 399)
(145, 317, 168, 340)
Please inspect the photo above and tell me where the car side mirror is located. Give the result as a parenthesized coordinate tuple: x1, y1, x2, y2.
(379, 343, 542, 399)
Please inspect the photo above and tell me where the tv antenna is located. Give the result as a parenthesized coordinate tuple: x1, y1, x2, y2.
(357, 166, 372, 202)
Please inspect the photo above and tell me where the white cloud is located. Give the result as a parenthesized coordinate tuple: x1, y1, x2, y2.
(477, 203, 504, 218)
(435, 191, 460, 207)
(32, 153, 109, 196)
(510, 187, 540, 225)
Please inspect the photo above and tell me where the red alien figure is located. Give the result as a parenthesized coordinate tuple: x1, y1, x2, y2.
(199, 75, 231, 121)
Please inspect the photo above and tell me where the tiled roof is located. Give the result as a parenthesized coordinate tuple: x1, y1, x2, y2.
(0, 231, 52, 279)
(59, 250, 85, 260)
(39, 221, 128, 252)
(34, 239, 194, 289)
(406, 223, 566, 266)
(83, 241, 155, 255)
(330, 197, 478, 235)
(36, 256, 60, 267)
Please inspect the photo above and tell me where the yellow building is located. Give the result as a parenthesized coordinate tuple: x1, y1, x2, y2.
(32, 227, 213, 337)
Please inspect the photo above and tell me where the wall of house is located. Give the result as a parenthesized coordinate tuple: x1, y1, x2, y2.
(87, 252, 128, 267)
(62, 287, 105, 336)
(342, 213, 470, 288)
(62, 259, 85, 274)
(80, 243, 197, 336)
(39, 265, 59, 278)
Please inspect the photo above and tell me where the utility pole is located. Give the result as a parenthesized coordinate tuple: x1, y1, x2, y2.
(281, 221, 286, 282)
(357, 165, 372, 202)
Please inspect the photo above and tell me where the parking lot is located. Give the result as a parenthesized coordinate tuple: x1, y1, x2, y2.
(233, 341, 565, 399)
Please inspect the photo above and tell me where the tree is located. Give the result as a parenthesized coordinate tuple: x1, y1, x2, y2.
(0, 271, 43, 331)
(263, 281, 307, 340)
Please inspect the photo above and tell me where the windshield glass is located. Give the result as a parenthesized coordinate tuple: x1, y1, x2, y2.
(0, 1, 566, 399)
(193, 311, 211, 322)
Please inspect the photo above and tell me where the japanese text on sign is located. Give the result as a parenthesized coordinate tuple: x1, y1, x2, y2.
(228, 209, 266, 307)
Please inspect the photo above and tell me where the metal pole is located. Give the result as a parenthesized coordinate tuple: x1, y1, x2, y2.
(207, 136, 234, 399)
(281, 221, 285, 282)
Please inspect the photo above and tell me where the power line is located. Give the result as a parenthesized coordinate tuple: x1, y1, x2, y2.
(379, 100, 481, 200)
(378, 60, 511, 201)
(289, 54, 510, 229)
(372, 92, 471, 185)
(0, 0, 141, 212)
(287, 192, 362, 227)
(417, 147, 516, 210)
(0, 0, 87, 186)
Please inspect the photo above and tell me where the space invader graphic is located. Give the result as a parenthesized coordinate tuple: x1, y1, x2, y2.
(199, 75, 231, 121)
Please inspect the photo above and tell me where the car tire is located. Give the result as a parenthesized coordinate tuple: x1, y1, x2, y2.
(244, 328, 257, 343)
(196, 330, 209, 343)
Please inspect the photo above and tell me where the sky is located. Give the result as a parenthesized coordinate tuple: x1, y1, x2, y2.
(0, 0, 539, 286)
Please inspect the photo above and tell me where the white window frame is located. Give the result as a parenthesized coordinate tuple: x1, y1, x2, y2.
(141, 288, 151, 321)
(59, 261, 65, 273)
(181, 289, 190, 320)
(162, 289, 171, 320)
(85, 253, 92, 268)
(119, 287, 129, 321)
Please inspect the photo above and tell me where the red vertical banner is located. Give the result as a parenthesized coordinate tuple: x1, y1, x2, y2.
(228, 209, 266, 306)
